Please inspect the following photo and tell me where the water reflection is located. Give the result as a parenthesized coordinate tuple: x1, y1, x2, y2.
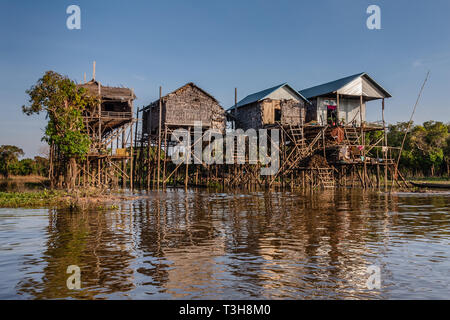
(2, 189, 449, 299)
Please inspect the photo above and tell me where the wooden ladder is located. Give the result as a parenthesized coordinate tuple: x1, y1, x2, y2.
(317, 168, 335, 188)
(289, 124, 306, 148)
(344, 127, 360, 145)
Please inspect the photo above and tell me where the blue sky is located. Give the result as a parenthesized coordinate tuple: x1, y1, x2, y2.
(1, 0, 449, 157)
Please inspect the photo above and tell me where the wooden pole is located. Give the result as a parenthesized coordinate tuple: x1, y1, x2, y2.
(392, 71, 430, 189)
(133, 107, 139, 189)
(122, 130, 125, 188)
(98, 81, 102, 144)
(87, 157, 90, 186)
(163, 125, 168, 188)
(147, 133, 151, 190)
(98, 81, 102, 187)
(234, 88, 238, 128)
(360, 95, 366, 188)
(49, 141, 54, 188)
(157, 86, 162, 189)
(130, 125, 134, 191)
(382, 98, 388, 190)
(322, 129, 326, 158)
(376, 149, 380, 188)
(147, 104, 153, 190)
(336, 93, 340, 125)
(185, 127, 190, 189)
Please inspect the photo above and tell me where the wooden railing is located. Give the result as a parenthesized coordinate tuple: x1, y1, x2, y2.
(101, 111, 132, 119)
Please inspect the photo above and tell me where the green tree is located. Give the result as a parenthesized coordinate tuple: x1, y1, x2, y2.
(34, 156, 49, 177)
(443, 126, 450, 176)
(17, 158, 35, 176)
(409, 121, 448, 176)
(388, 121, 449, 177)
(22, 71, 97, 189)
(0, 145, 24, 178)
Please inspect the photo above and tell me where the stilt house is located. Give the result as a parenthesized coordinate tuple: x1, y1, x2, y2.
(299, 73, 391, 126)
(230, 83, 309, 130)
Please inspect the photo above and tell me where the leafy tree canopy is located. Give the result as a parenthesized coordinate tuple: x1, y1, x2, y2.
(0, 145, 24, 178)
(22, 71, 97, 160)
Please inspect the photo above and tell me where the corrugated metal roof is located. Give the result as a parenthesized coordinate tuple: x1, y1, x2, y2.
(299, 72, 391, 99)
(228, 83, 308, 111)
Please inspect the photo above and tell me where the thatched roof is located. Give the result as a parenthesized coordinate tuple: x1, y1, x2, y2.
(166, 82, 218, 103)
(78, 80, 136, 101)
(144, 82, 219, 109)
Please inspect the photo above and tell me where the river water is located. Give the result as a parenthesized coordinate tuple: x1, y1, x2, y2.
(0, 189, 449, 299)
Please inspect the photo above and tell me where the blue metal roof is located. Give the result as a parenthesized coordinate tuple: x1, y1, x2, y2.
(299, 73, 366, 99)
(228, 83, 309, 111)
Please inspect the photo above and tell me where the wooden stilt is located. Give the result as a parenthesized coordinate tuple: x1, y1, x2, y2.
(185, 127, 191, 189)
(157, 87, 163, 189)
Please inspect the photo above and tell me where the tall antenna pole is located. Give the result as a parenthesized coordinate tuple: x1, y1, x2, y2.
(234, 88, 237, 113)
(93, 61, 96, 81)
(392, 71, 430, 189)
(234, 88, 237, 129)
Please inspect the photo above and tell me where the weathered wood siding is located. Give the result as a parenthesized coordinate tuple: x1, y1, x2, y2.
(143, 84, 225, 134)
(236, 98, 306, 130)
(280, 99, 306, 125)
(306, 99, 318, 123)
(235, 102, 263, 131)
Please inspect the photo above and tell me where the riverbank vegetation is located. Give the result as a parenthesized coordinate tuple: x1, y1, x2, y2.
(0, 146, 48, 178)
(387, 121, 449, 178)
(0, 188, 132, 210)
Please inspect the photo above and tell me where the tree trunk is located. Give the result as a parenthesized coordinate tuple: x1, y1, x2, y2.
(65, 157, 78, 191)
(4, 160, 9, 179)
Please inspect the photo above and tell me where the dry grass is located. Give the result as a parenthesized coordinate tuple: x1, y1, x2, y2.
(0, 187, 140, 210)
(0, 175, 49, 183)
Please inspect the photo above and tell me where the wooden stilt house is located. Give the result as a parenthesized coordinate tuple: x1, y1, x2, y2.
(230, 83, 309, 130)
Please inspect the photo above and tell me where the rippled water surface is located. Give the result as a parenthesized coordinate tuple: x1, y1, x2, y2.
(0, 189, 449, 299)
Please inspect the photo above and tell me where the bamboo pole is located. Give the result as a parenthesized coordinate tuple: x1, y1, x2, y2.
(97, 81, 102, 187)
(337, 93, 340, 125)
(234, 88, 238, 118)
(133, 107, 139, 189)
(381, 98, 388, 190)
(157, 86, 162, 189)
(360, 95, 366, 188)
(130, 124, 134, 191)
(185, 126, 190, 189)
(122, 130, 125, 188)
(392, 71, 430, 189)
(163, 125, 168, 188)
